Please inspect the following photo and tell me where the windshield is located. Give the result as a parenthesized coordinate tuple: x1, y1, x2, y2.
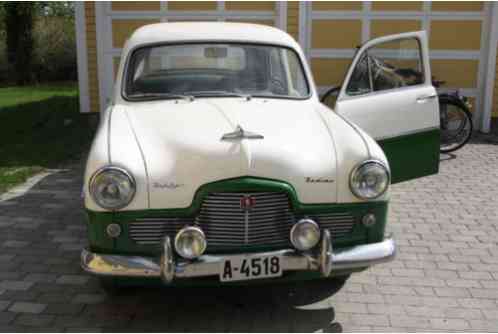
(124, 43, 310, 100)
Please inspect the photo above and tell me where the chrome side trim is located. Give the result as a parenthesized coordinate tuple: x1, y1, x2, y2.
(81, 234, 396, 282)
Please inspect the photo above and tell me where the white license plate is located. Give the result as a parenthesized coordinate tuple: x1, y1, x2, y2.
(219, 254, 282, 282)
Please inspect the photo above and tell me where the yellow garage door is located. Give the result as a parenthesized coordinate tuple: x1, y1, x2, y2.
(94, 1, 285, 112)
(303, 1, 486, 116)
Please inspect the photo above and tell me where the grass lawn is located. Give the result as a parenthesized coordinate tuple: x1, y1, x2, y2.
(0, 83, 95, 193)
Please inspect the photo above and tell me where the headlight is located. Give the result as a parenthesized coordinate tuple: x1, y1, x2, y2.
(90, 166, 136, 210)
(350, 160, 390, 199)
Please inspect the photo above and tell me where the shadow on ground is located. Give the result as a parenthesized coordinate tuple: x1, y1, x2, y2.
(0, 168, 343, 333)
(100, 281, 344, 332)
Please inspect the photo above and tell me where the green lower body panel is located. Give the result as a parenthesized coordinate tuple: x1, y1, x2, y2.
(84, 177, 390, 285)
(378, 128, 440, 184)
(86, 201, 388, 257)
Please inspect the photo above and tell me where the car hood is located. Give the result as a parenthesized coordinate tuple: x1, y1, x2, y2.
(109, 98, 369, 209)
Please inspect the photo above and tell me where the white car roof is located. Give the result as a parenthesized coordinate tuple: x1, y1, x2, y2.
(124, 22, 299, 50)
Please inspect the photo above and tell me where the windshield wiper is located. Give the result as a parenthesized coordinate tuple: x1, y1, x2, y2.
(127, 93, 194, 101)
(185, 91, 252, 101)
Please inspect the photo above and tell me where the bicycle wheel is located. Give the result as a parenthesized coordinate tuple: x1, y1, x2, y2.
(439, 96, 473, 153)
(320, 86, 341, 109)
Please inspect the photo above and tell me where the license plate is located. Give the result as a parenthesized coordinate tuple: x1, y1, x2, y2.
(220, 254, 282, 282)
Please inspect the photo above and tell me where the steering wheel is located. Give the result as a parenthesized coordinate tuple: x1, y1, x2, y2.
(270, 77, 286, 94)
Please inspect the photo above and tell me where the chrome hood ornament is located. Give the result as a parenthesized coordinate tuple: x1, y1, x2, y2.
(221, 125, 264, 141)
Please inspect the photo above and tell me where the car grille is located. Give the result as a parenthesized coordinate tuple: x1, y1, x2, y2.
(129, 192, 357, 249)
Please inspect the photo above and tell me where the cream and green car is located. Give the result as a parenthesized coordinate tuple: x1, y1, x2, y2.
(81, 22, 439, 288)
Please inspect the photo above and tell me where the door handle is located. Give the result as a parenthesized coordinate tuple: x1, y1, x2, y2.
(416, 94, 437, 103)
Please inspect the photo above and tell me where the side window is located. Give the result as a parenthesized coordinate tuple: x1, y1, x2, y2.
(346, 38, 424, 96)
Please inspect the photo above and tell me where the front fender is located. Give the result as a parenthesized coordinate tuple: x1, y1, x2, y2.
(84, 107, 149, 211)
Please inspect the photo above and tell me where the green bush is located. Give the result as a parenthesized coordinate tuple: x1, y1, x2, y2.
(0, 4, 77, 84)
(0, 34, 7, 83)
(31, 16, 77, 82)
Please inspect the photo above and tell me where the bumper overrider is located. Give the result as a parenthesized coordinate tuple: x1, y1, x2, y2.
(81, 230, 396, 283)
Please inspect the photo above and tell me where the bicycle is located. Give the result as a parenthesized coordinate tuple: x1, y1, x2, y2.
(320, 79, 473, 154)
(432, 79, 473, 153)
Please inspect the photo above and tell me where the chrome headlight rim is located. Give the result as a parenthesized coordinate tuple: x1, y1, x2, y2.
(174, 226, 207, 259)
(89, 166, 136, 210)
(349, 159, 390, 200)
(290, 218, 321, 251)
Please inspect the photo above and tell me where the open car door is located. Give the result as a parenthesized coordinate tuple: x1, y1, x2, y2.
(334, 31, 439, 184)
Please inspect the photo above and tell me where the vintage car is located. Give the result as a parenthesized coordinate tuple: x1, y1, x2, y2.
(81, 22, 439, 288)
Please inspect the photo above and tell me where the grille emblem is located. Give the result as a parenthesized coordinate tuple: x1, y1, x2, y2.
(240, 195, 256, 211)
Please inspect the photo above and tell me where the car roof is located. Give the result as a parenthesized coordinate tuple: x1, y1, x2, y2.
(124, 22, 299, 50)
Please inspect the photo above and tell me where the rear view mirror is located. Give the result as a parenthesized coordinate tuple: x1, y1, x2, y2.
(205, 47, 228, 58)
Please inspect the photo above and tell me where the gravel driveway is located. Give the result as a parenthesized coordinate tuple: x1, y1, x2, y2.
(0, 137, 497, 332)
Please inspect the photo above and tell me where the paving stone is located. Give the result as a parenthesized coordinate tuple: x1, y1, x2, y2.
(0, 281, 33, 291)
(0, 312, 17, 325)
(429, 318, 470, 330)
(55, 275, 89, 285)
(0, 290, 40, 302)
(71, 293, 107, 305)
(390, 315, 431, 329)
(24, 273, 58, 283)
(14, 314, 55, 327)
(8, 302, 46, 314)
(44, 303, 84, 315)
(3, 240, 29, 248)
(0, 302, 10, 312)
(37, 293, 74, 304)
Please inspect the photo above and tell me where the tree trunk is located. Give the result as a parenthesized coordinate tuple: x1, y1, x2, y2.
(5, 3, 34, 85)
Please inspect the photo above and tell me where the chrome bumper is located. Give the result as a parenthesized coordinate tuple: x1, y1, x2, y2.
(81, 230, 395, 283)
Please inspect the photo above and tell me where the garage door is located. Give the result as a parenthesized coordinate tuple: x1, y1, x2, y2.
(301, 1, 488, 121)
(94, 1, 286, 112)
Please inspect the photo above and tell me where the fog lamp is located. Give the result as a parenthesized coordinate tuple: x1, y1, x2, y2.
(290, 219, 320, 251)
(106, 223, 122, 238)
(362, 213, 376, 227)
(174, 226, 207, 259)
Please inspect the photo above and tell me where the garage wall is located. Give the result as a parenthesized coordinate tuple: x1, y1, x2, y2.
(81, 3, 99, 114)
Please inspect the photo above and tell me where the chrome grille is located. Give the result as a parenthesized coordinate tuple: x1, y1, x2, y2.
(129, 192, 357, 248)
(197, 192, 295, 249)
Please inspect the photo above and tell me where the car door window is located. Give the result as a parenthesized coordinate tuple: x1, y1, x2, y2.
(346, 53, 371, 96)
(346, 38, 424, 96)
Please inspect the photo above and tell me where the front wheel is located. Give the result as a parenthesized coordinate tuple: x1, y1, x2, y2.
(439, 96, 473, 153)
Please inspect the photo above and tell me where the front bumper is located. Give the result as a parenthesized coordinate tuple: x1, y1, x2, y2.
(81, 230, 395, 283)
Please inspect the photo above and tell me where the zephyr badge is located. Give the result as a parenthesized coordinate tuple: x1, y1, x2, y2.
(221, 125, 264, 141)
